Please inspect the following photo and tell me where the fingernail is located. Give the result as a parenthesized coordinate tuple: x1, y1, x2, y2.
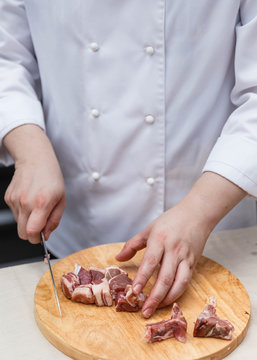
(133, 284, 142, 294)
(143, 308, 153, 318)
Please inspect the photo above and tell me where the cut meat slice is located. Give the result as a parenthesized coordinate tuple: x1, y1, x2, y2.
(92, 278, 113, 306)
(105, 265, 127, 281)
(61, 272, 80, 299)
(144, 303, 187, 343)
(109, 273, 132, 296)
(71, 284, 95, 304)
(125, 285, 146, 308)
(115, 291, 139, 312)
(89, 266, 105, 284)
(193, 297, 234, 340)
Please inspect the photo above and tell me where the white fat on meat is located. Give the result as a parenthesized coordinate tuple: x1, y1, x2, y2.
(105, 265, 127, 281)
(73, 263, 81, 276)
(125, 285, 146, 308)
(89, 266, 105, 275)
(61, 272, 80, 299)
(92, 278, 113, 306)
(72, 284, 95, 304)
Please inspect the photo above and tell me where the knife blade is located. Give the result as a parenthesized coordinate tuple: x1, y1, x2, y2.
(41, 232, 62, 317)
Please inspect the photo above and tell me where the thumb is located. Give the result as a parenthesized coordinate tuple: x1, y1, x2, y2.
(43, 197, 65, 240)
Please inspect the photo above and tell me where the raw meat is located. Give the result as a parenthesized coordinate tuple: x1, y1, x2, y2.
(105, 265, 127, 281)
(144, 303, 187, 343)
(109, 273, 133, 295)
(92, 279, 113, 306)
(73, 264, 92, 285)
(89, 266, 105, 284)
(115, 285, 146, 312)
(125, 284, 147, 308)
(115, 291, 139, 312)
(193, 297, 234, 340)
(61, 264, 145, 312)
(61, 272, 80, 299)
(71, 284, 95, 304)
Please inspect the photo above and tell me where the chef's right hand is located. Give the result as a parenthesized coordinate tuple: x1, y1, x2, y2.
(3, 124, 66, 244)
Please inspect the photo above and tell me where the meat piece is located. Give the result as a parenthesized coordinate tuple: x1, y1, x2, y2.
(193, 297, 234, 340)
(71, 284, 95, 304)
(125, 285, 146, 308)
(115, 291, 139, 312)
(61, 272, 80, 299)
(144, 303, 187, 343)
(109, 273, 133, 296)
(105, 265, 127, 281)
(78, 267, 92, 285)
(89, 266, 105, 284)
(92, 279, 113, 306)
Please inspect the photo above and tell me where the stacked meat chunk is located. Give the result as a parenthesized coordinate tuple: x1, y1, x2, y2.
(61, 265, 147, 311)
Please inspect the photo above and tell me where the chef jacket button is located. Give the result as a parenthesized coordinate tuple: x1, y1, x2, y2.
(146, 177, 155, 186)
(145, 46, 154, 55)
(91, 108, 100, 118)
(145, 114, 155, 124)
(92, 172, 100, 181)
(90, 42, 99, 52)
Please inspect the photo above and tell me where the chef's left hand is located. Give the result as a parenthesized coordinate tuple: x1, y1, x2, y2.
(116, 201, 209, 318)
(116, 172, 246, 318)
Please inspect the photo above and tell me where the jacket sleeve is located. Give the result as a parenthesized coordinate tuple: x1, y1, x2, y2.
(203, 0, 257, 198)
(0, 0, 45, 165)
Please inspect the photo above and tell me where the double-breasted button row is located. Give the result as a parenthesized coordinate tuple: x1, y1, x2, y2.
(92, 173, 155, 186)
(90, 42, 155, 56)
(90, 41, 155, 185)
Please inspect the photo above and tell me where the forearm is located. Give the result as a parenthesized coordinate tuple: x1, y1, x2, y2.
(181, 171, 247, 234)
(3, 124, 58, 166)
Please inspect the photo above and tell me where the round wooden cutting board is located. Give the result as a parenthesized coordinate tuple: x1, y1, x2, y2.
(34, 243, 250, 360)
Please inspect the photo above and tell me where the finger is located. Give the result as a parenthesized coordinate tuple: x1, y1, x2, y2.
(158, 260, 192, 309)
(17, 210, 31, 240)
(44, 198, 66, 240)
(141, 252, 179, 318)
(26, 207, 52, 244)
(132, 234, 164, 296)
(115, 225, 151, 261)
(4, 188, 18, 221)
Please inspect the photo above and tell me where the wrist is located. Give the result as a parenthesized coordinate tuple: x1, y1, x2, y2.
(3, 124, 57, 166)
(180, 172, 246, 234)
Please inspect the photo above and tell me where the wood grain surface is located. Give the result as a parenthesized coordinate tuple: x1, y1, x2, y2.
(34, 243, 250, 360)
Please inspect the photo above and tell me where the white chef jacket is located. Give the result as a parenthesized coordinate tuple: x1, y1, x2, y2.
(0, 0, 257, 258)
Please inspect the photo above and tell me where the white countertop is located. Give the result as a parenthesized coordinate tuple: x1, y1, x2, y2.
(0, 226, 256, 360)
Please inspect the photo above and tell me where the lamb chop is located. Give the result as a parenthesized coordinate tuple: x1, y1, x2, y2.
(144, 303, 187, 343)
(193, 297, 234, 340)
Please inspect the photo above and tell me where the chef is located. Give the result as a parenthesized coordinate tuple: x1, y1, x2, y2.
(1, 0, 257, 318)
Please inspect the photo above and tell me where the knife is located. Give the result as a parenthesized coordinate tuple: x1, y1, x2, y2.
(41, 232, 62, 317)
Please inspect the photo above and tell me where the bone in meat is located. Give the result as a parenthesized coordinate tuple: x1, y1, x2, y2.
(193, 297, 234, 340)
(144, 303, 187, 343)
